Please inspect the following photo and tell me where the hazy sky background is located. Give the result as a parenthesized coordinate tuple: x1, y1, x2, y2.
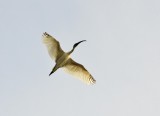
(0, 0, 160, 116)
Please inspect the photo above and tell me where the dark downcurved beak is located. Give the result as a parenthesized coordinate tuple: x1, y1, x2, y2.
(73, 40, 86, 48)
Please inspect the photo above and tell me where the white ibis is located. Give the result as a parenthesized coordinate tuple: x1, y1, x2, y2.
(42, 32, 96, 85)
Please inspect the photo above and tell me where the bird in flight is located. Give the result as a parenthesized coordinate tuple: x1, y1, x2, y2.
(42, 32, 96, 85)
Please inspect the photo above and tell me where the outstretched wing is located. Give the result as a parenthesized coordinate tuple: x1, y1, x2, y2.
(63, 58, 96, 85)
(42, 32, 64, 61)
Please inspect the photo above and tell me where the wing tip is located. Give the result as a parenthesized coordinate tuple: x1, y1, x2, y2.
(88, 75, 96, 85)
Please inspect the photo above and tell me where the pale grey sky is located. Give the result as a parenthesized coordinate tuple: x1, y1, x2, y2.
(0, 0, 160, 116)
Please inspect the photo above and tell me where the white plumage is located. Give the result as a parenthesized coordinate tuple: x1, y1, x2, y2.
(42, 32, 96, 85)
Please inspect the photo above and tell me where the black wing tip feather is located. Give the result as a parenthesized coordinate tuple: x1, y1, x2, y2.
(43, 32, 50, 37)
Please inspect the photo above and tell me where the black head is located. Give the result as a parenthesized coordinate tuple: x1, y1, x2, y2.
(73, 40, 86, 49)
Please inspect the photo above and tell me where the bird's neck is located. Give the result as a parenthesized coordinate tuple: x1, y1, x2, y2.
(68, 47, 75, 55)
